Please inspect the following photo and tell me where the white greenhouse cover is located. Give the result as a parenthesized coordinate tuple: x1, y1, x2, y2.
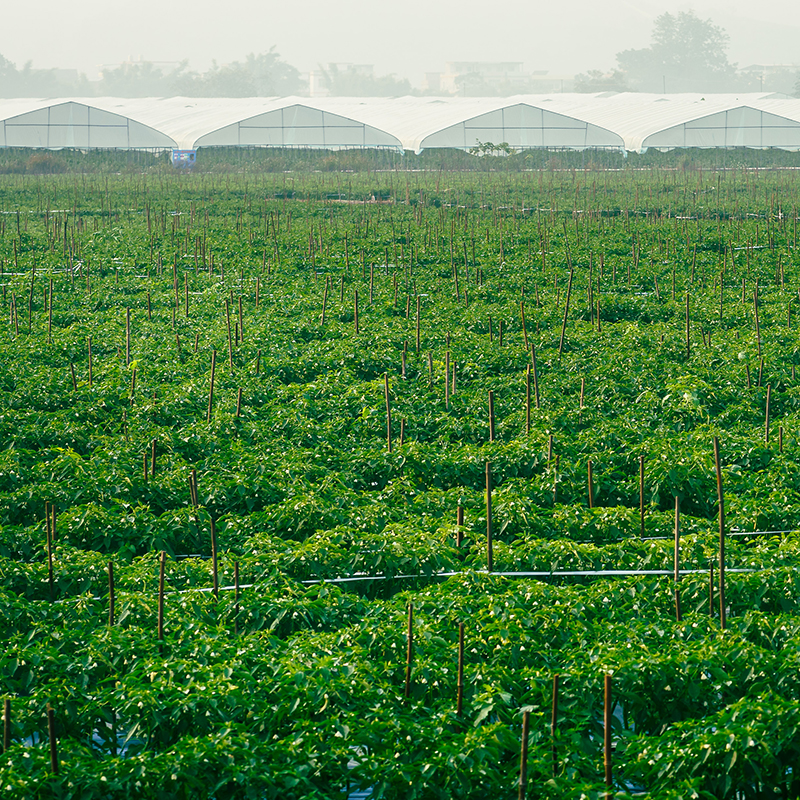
(1, 94, 800, 153)
(0, 100, 177, 149)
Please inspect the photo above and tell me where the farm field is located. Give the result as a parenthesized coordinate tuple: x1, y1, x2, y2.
(0, 164, 800, 798)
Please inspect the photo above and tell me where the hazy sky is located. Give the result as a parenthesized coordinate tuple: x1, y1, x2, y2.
(2, 0, 799, 83)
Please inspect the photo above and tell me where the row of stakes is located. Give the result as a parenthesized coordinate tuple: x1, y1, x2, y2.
(0, 648, 617, 799)
(19, 430, 734, 797)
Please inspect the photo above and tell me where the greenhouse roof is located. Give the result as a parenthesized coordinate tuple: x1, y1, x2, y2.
(1, 94, 800, 153)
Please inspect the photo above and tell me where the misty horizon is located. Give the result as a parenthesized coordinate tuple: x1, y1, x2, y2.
(1, 0, 799, 89)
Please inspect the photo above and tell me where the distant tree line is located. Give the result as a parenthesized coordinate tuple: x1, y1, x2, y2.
(1, 19, 799, 99)
(575, 11, 800, 97)
(0, 49, 304, 98)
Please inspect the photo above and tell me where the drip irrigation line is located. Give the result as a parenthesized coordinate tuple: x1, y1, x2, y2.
(165, 529, 800, 561)
(56, 566, 765, 603)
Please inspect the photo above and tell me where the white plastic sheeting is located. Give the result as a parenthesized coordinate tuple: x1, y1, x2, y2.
(417, 103, 622, 150)
(0, 100, 176, 149)
(193, 103, 401, 149)
(2, 94, 800, 153)
(534, 93, 800, 152)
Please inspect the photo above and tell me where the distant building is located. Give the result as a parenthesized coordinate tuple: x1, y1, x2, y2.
(740, 64, 799, 95)
(424, 62, 573, 95)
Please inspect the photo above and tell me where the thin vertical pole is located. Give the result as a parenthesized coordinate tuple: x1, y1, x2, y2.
(47, 704, 58, 774)
(210, 518, 219, 601)
(207, 350, 216, 423)
(456, 622, 465, 716)
(674, 496, 682, 622)
(639, 455, 645, 538)
(558, 268, 574, 360)
(445, 351, 450, 410)
(125, 307, 131, 367)
(46, 502, 54, 602)
(531, 345, 540, 408)
(234, 561, 240, 635)
(404, 603, 413, 699)
(765, 384, 772, 444)
(3, 697, 10, 753)
(157, 551, 166, 648)
(587, 460, 594, 508)
(604, 674, 612, 798)
(384, 374, 392, 453)
(525, 365, 531, 434)
(108, 561, 115, 626)
(713, 437, 726, 629)
(486, 462, 493, 572)
(709, 561, 715, 618)
(685, 292, 691, 358)
(518, 710, 531, 800)
(416, 296, 421, 353)
(551, 674, 559, 778)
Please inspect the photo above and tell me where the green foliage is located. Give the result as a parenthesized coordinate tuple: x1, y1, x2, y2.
(0, 166, 799, 796)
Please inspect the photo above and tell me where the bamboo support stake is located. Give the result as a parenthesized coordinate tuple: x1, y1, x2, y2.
(150, 439, 156, 478)
(558, 268, 574, 361)
(416, 296, 421, 353)
(207, 350, 216, 423)
(225, 300, 234, 369)
(525, 365, 531, 434)
(234, 561, 240, 635)
(236, 387, 242, 419)
(551, 675, 559, 778)
(384, 374, 392, 453)
(518, 710, 531, 800)
(238, 296, 244, 342)
(157, 551, 166, 648)
(686, 292, 691, 358)
(70, 363, 77, 391)
(404, 603, 413, 699)
(108, 561, 115, 626)
(587, 460, 595, 508)
(531, 346, 540, 408)
(604, 675, 612, 799)
(320, 282, 328, 326)
(520, 301, 529, 351)
(674, 497, 682, 622)
(456, 622, 465, 716)
(48, 279, 53, 344)
(713, 437, 726, 630)
(46, 502, 54, 602)
(765, 384, 772, 444)
(210, 518, 219, 601)
(486, 462, 494, 572)
(3, 698, 9, 752)
(488, 390, 496, 442)
(47, 704, 58, 775)
(754, 290, 762, 358)
(639, 455, 645, 539)
(456, 505, 464, 547)
(709, 561, 714, 618)
(445, 351, 450, 410)
(125, 307, 131, 367)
